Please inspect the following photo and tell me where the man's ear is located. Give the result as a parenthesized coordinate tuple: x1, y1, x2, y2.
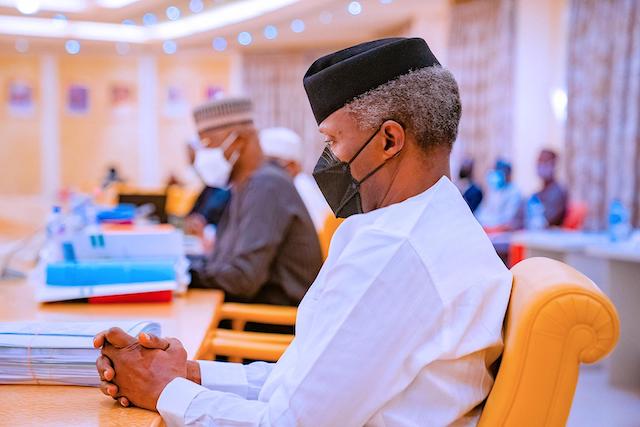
(381, 120, 405, 159)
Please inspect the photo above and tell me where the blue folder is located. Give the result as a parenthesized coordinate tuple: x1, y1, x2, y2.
(46, 261, 175, 286)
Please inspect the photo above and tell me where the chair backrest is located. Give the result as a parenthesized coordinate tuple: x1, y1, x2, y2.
(318, 215, 343, 260)
(479, 257, 619, 426)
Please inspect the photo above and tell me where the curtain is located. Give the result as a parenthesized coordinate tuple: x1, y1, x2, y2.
(447, 0, 516, 183)
(565, 0, 640, 229)
(241, 52, 325, 172)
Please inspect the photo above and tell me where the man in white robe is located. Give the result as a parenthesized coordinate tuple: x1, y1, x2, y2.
(95, 37, 512, 427)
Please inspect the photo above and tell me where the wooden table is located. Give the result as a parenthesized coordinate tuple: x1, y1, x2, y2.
(0, 278, 223, 426)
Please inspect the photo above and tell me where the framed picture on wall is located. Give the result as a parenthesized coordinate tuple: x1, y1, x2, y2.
(7, 80, 35, 116)
(67, 84, 90, 115)
(204, 85, 224, 101)
(164, 85, 189, 117)
(110, 83, 136, 116)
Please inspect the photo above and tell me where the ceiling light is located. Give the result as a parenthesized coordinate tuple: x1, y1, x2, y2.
(142, 13, 157, 26)
(151, 0, 300, 40)
(290, 19, 304, 33)
(16, 0, 40, 15)
(379, 0, 393, 3)
(15, 38, 29, 53)
(212, 36, 227, 51)
(348, 1, 362, 15)
(65, 39, 80, 55)
(263, 25, 277, 40)
(162, 40, 177, 54)
(238, 31, 252, 46)
(122, 19, 135, 25)
(319, 11, 332, 24)
(53, 14, 67, 22)
(166, 6, 181, 21)
(0, 0, 85, 12)
(189, 0, 204, 13)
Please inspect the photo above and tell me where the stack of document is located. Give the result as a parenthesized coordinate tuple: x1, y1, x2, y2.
(0, 320, 160, 386)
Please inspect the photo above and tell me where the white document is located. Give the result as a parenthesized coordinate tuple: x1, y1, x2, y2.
(0, 320, 160, 386)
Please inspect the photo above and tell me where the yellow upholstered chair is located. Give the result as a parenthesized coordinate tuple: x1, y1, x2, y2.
(479, 257, 619, 426)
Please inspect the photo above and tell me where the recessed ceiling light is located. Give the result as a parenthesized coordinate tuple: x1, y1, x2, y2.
(65, 39, 80, 54)
(166, 6, 180, 21)
(189, 0, 204, 13)
(290, 19, 304, 33)
(16, 0, 40, 15)
(122, 19, 135, 26)
(380, 0, 393, 3)
(142, 12, 157, 26)
(263, 25, 277, 40)
(212, 36, 227, 51)
(238, 31, 252, 46)
(348, 1, 362, 15)
(162, 40, 177, 54)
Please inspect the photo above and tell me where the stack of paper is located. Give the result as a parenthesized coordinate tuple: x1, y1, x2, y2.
(0, 320, 160, 386)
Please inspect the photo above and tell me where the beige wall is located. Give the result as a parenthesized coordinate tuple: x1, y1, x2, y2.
(0, 51, 231, 195)
(0, 54, 42, 194)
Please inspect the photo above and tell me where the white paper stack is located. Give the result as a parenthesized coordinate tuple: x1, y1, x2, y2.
(0, 320, 160, 387)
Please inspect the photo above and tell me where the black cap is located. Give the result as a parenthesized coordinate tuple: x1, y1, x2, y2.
(303, 37, 440, 125)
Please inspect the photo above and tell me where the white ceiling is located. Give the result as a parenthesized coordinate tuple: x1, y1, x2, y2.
(0, 0, 419, 54)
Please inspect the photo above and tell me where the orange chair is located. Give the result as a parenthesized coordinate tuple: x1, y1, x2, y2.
(318, 214, 343, 260)
(562, 201, 588, 230)
(479, 257, 619, 426)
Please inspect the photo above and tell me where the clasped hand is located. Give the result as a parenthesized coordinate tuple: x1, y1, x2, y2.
(93, 327, 195, 411)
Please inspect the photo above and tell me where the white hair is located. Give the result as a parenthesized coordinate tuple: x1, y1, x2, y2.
(343, 66, 462, 151)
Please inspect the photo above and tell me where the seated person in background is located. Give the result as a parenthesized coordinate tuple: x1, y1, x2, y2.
(457, 157, 483, 213)
(95, 37, 511, 427)
(183, 143, 231, 236)
(476, 159, 523, 231)
(531, 148, 568, 227)
(259, 127, 331, 231)
(188, 97, 323, 307)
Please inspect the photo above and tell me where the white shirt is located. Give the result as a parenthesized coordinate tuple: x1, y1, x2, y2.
(293, 173, 331, 231)
(476, 183, 522, 228)
(157, 176, 512, 427)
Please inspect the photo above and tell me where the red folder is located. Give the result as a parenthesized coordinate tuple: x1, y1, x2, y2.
(88, 290, 173, 304)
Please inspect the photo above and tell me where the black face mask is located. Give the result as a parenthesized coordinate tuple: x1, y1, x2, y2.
(313, 124, 393, 218)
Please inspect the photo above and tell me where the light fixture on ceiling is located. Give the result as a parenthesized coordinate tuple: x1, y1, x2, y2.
(212, 36, 227, 51)
(348, 1, 362, 15)
(379, 0, 393, 4)
(290, 19, 304, 33)
(65, 39, 80, 54)
(15, 38, 29, 53)
(53, 14, 67, 22)
(142, 13, 157, 26)
(263, 25, 277, 40)
(0, 0, 85, 12)
(15, 0, 40, 15)
(166, 6, 181, 21)
(163, 40, 177, 54)
(237, 31, 252, 46)
(189, 0, 204, 13)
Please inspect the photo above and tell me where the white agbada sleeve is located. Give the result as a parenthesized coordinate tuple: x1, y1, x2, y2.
(157, 230, 447, 427)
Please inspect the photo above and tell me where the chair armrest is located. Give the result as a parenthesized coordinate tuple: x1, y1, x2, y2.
(212, 337, 289, 362)
(214, 329, 294, 345)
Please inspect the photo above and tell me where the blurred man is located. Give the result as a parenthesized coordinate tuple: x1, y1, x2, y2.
(532, 149, 568, 227)
(186, 97, 322, 306)
(476, 159, 522, 230)
(95, 38, 511, 426)
(457, 157, 483, 213)
(259, 127, 331, 231)
(183, 142, 231, 235)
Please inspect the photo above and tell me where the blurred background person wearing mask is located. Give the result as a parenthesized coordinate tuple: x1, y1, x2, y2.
(188, 98, 323, 308)
(259, 127, 331, 231)
(529, 149, 569, 227)
(457, 157, 483, 213)
(476, 159, 522, 231)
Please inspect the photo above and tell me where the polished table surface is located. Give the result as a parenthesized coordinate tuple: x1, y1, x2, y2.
(0, 277, 223, 427)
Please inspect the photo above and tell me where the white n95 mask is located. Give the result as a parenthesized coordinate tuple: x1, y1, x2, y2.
(194, 131, 239, 188)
